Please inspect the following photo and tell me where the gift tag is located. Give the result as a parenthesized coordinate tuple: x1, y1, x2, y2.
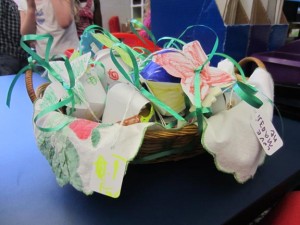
(88, 123, 153, 198)
(89, 149, 128, 198)
(251, 110, 283, 155)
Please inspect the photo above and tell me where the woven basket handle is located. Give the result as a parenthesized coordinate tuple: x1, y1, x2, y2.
(25, 70, 36, 103)
(235, 57, 266, 81)
(25, 69, 49, 103)
(238, 56, 266, 70)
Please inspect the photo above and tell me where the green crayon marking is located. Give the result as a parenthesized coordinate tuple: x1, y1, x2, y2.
(86, 76, 98, 85)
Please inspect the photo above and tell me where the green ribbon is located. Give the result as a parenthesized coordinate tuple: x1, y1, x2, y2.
(132, 138, 198, 164)
(109, 42, 140, 87)
(7, 33, 77, 132)
(183, 25, 220, 133)
(158, 37, 186, 49)
(108, 41, 186, 122)
(210, 52, 263, 109)
(140, 88, 185, 121)
(79, 24, 107, 55)
(6, 33, 54, 107)
(6, 64, 31, 107)
(129, 19, 157, 46)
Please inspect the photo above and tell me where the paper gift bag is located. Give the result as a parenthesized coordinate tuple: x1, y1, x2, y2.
(94, 48, 132, 88)
(146, 81, 186, 116)
(202, 67, 277, 182)
(102, 82, 152, 124)
(48, 53, 106, 121)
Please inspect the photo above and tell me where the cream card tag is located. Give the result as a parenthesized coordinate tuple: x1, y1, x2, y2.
(251, 110, 283, 155)
(89, 149, 127, 198)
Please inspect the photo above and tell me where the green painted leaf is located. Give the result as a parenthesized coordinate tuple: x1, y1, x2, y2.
(91, 129, 101, 148)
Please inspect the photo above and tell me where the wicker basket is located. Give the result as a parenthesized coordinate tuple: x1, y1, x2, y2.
(25, 56, 265, 164)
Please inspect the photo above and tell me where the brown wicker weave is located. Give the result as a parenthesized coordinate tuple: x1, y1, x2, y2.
(239, 56, 266, 69)
(25, 57, 266, 164)
(236, 56, 266, 77)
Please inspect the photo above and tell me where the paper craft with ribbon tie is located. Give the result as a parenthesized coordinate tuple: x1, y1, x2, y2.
(152, 40, 236, 105)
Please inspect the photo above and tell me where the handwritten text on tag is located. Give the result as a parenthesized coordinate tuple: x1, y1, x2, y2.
(251, 111, 283, 155)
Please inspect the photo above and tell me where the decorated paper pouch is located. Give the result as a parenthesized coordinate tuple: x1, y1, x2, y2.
(94, 48, 132, 89)
(102, 82, 153, 125)
(48, 53, 106, 121)
(202, 64, 278, 183)
(140, 61, 186, 116)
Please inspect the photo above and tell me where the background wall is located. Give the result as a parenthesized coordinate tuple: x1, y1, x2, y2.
(100, 0, 131, 30)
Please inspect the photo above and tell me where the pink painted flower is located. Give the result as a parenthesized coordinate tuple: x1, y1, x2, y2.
(153, 41, 235, 103)
(108, 69, 119, 81)
(69, 119, 99, 140)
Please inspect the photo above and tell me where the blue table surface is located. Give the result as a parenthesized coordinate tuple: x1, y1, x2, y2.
(1, 74, 300, 225)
